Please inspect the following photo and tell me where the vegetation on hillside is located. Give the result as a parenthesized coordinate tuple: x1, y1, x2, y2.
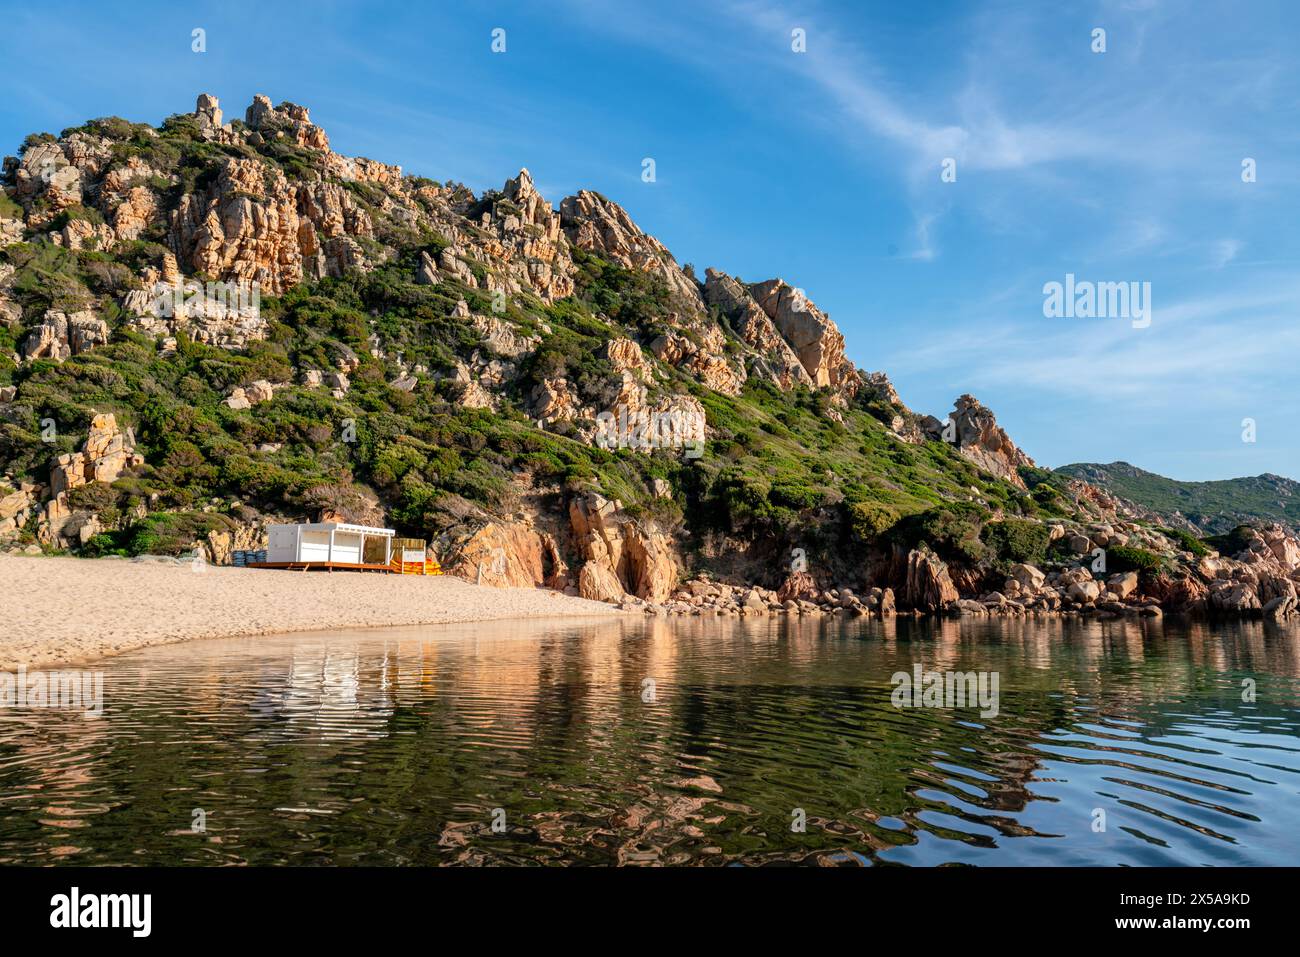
(0, 209, 1060, 572)
(7, 103, 1269, 594)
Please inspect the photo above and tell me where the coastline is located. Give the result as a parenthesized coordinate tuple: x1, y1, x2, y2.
(0, 554, 624, 671)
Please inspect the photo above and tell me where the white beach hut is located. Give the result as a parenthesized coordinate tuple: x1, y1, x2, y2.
(263, 522, 396, 570)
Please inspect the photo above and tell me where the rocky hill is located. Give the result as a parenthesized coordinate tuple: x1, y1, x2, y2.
(2, 93, 1298, 621)
(1055, 462, 1300, 534)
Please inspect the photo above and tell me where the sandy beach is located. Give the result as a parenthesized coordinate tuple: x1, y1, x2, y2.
(0, 554, 623, 670)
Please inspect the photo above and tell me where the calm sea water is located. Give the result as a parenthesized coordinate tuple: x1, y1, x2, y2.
(0, 616, 1297, 866)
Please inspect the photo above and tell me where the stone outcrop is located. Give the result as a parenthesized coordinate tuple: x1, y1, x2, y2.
(100, 157, 165, 241)
(245, 95, 330, 150)
(1264, 593, 1298, 620)
(578, 560, 626, 603)
(51, 217, 115, 251)
(224, 379, 277, 410)
(471, 311, 539, 359)
(686, 352, 746, 395)
(776, 571, 820, 602)
(9, 141, 85, 222)
(0, 211, 22, 247)
(560, 189, 703, 311)
(1209, 580, 1262, 613)
(646, 578, 901, 620)
(169, 154, 372, 295)
(202, 521, 266, 565)
(644, 328, 745, 395)
(602, 337, 647, 375)
(931, 394, 1036, 488)
(0, 263, 19, 327)
(37, 413, 143, 548)
(49, 412, 138, 496)
(0, 481, 39, 540)
(704, 270, 811, 390)
(903, 546, 959, 612)
(531, 377, 581, 422)
(746, 278, 860, 397)
(442, 521, 561, 589)
(1147, 572, 1208, 612)
(0, 94, 389, 316)
(477, 169, 576, 302)
(21, 309, 108, 362)
(568, 491, 678, 602)
(194, 93, 226, 138)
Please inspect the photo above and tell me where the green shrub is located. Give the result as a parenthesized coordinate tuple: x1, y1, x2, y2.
(125, 512, 235, 556)
(19, 132, 56, 155)
(1203, 525, 1255, 557)
(846, 499, 900, 542)
(981, 519, 1051, 564)
(1106, 545, 1164, 578)
(1159, 526, 1210, 557)
(47, 204, 106, 231)
(0, 190, 22, 220)
(770, 480, 825, 511)
(892, 502, 990, 565)
(80, 531, 131, 557)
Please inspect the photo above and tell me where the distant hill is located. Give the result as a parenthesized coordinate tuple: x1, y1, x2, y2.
(1054, 462, 1300, 534)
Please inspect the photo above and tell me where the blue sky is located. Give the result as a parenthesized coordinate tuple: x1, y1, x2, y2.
(2, 0, 1298, 481)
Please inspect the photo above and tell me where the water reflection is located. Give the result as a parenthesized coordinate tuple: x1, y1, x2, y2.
(0, 616, 1297, 866)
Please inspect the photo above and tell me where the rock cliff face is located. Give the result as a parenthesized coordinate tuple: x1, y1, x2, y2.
(429, 490, 679, 604)
(50, 413, 138, 495)
(442, 521, 564, 589)
(0, 482, 38, 540)
(485, 169, 576, 302)
(170, 155, 374, 295)
(22, 309, 108, 361)
(560, 189, 702, 311)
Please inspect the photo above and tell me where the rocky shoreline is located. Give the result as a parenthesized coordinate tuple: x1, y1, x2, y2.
(621, 577, 1168, 620)
(609, 520, 1300, 623)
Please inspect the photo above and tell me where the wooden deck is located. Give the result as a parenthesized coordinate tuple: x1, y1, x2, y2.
(245, 561, 397, 573)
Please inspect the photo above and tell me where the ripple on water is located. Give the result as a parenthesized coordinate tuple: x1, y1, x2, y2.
(0, 616, 1297, 865)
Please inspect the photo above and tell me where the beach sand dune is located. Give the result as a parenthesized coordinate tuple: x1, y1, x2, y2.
(0, 554, 622, 670)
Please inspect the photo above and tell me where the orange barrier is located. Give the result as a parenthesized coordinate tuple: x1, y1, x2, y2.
(391, 558, 443, 575)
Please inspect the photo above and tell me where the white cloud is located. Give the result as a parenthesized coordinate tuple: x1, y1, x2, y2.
(1211, 239, 1242, 269)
